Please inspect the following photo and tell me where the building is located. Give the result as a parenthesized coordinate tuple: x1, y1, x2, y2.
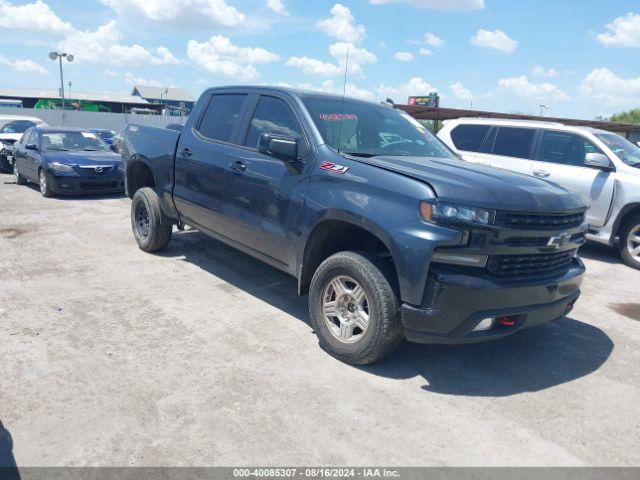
(131, 85, 195, 115)
(0, 87, 156, 114)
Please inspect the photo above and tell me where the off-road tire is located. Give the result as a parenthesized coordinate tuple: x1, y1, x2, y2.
(131, 187, 173, 252)
(619, 215, 640, 270)
(309, 251, 404, 365)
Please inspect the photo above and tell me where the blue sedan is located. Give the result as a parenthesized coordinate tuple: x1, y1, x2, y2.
(13, 127, 124, 197)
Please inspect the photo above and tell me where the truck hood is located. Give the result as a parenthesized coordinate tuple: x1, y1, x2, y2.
(354, 155, 587, 212)
(43, 150, 122, 166)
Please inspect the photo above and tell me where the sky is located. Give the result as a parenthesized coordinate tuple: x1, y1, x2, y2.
(0, 0, 639, 119)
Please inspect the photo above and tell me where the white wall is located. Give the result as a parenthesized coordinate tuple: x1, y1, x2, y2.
(1, 108, 187, 131)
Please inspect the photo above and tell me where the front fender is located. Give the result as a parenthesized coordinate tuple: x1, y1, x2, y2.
(296, 162, 462, 305)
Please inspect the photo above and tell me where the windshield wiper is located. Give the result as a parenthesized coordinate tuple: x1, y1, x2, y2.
(83, 148, 101, 151)
(343, 152, 378, 158)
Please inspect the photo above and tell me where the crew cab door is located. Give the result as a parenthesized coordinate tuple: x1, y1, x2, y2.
(224, 93, 310, 267)
(530, 130, 615, 227)
(173, 93, 250, 236)
(473, 126, 537, 175)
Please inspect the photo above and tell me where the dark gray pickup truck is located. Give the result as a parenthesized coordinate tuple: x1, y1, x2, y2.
(122, 86, 588, 364)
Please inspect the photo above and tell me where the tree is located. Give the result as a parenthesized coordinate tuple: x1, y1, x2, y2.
(609, 109, 640, 124)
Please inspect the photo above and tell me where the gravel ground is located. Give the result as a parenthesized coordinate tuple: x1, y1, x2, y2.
(1, 172, 639, 467)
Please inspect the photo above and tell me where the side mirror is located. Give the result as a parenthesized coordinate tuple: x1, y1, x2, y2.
(25, 143, 39, 152)
(258, 133, 298, 162)
(585, 152, 613, 171)
(109, 144, 118, 152)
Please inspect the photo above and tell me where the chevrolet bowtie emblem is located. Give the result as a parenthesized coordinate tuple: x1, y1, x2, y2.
(547, 233, 571, 249)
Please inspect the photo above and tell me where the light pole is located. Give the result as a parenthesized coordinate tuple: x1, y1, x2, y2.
(49, 52, 74, 110)
(539, 104, 549, 117)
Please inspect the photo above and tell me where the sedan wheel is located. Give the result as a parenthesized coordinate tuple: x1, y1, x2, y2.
(39, 170, 53, 197)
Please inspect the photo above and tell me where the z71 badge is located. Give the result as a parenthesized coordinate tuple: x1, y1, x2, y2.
(320, 161, 349, 174)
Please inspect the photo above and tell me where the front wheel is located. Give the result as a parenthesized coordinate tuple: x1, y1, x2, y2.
(131, 187, 173, 252)
(619, 215, 640, 270)
(39, 169, 54, 197)
(14, 163, 26, 185)
(309, 251, 403, 365)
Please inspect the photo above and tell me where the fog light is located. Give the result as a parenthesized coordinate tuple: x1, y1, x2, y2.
(473, 318, 494, 332)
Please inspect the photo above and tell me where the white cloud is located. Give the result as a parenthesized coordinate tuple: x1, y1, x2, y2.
(317, 3, 365, 44)
(579, 68, 640, 107)
(451, 82, 473, 101)
(101, 0, 245, 28)
(394, 51, 414, 62)
(103, 69, 164, 87)
(286, 57, 342, 76)
(296, 79, 376, 101)
(266, 0, 288, 15)
(498, 75, 569, 102)
(377, 77, 438, 103)
(187, 35, 279, 81)
(0, 54, 49, 75)
(419, 47, 433, 56)
(370, 0, 484, 11)
(0, 0, 74, 35)
(287, 42, 377, 78)
(532, 65, 559, 78)
(596, 12, 640, 47)
(471, 29, 518, 53)
(423, 32, 444, 47)
(329, 42, 377, 75)
(58, 21, 180, 66)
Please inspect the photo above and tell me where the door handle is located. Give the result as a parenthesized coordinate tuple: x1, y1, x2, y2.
(533, 169, 550, 178)
(181, 148, 192, 158)
(231, 161, 246, 173)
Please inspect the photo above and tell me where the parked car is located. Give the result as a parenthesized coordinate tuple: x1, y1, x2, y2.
(438, 118, 640, 269)
(13, 127, 124, 197)
(90, 128, 118, 148)
(122, 86, 588, 364)
(0, 115, 48, 172)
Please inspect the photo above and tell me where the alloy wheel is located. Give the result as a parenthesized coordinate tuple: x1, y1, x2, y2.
(39, 171, 46, 194)
(627, 225, 640, 262)
(322, 275, 370, 344)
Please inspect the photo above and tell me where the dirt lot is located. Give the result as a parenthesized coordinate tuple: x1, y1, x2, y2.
(1, 172, 639, 467)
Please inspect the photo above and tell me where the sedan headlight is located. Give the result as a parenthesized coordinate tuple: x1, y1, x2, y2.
(49, 162, 75, 172)
(420, 201, 494, 226)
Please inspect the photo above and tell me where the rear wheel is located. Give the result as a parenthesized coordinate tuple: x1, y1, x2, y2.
(14, 163, 26, 185)
(39, 169, 54, 197)
(131, 187, 172, 252)
(619, 215, 640, 270)
(309, 251, 403, 365)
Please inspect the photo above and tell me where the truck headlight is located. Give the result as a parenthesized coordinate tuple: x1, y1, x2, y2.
(421, 201, 494, 226)
(49, 162, 74, 172)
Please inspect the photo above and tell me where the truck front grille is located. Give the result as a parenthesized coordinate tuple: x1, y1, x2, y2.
(487, 249, 577, 277)
(495, 211, 585, 230)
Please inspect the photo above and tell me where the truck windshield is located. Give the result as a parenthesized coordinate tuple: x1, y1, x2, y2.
(595, 132, 640, 167)
(302, 97, 456, 159)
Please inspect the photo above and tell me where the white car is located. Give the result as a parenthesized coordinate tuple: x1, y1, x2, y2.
(0, 115, 48, 172)
(438, 118, 640, 269)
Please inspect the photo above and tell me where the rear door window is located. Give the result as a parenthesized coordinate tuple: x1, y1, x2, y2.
(197, 94, 247, 143)
(492, 127, 536, 159)
(450, 124, 491, 152)
(244, 96, 303, 148)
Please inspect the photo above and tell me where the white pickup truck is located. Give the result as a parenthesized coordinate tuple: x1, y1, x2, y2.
(438, 118, 640, 269)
